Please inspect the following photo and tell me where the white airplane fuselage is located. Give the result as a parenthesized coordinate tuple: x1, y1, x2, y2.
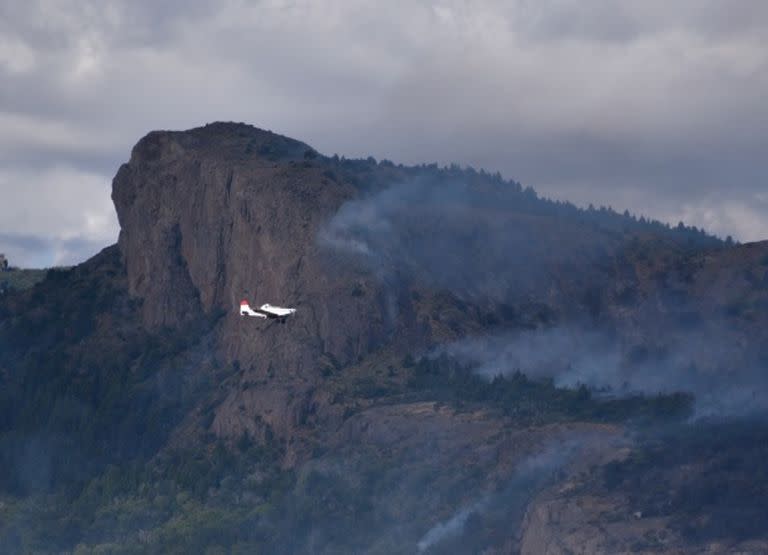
(259, 303, 296, 317)
(240, 300, 296, 321)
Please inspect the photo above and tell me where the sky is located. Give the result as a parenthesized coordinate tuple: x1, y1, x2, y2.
(0, 0, 766, 267)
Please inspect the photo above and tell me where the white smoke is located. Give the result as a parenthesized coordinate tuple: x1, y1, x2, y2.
(436, 325, 768, 418)
(417, 499, 488, 553)
(416, 439, 583, 552)
(318, 178, 578, 302)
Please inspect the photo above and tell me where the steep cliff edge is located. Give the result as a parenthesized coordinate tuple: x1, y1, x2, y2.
(112, 123, 403, 442)
(113, 122, 391, 370)
(3, 122, 768, 553)
(520, 421, 768, 555)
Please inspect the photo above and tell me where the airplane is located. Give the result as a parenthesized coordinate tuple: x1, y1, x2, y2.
(240, 299, 296, 323)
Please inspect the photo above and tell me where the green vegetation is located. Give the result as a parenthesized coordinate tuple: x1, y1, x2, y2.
(319, 152, 724, 251)
(0, 437, 292, 554)
(0, 267, 49, 293)
(0, 247, 289, 552)
(405, 354, 693, 426)
(0, 248, 223, 498)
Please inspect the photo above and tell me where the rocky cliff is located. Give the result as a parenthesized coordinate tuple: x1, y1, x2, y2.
(113, 123, 391, 365)
(2, 122, 768, 553)
(112, 123, 404, 444)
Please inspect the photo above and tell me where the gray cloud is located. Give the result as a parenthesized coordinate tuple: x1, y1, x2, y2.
(0, 231, 107, 268)
(0, 165, 118, 266)
(1, 0, 767, 266)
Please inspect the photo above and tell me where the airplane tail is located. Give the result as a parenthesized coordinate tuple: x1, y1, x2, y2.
(240, 299, 267, 318)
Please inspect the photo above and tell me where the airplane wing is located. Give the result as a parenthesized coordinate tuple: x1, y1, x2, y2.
(260, 304, 296, 317)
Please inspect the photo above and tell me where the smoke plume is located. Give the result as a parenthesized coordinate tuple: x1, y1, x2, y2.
(416, 439, 584, 553)
(436, 325, 768, 417)
(319, 178, 616, 303)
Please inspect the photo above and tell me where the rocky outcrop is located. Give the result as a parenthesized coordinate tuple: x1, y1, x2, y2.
(520, 419, 768, 555)
(520, 478, 768, 555)
(112, 123, 407, 441)
(113, 123, 393, 376)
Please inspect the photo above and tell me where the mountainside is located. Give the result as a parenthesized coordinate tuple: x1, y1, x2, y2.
(1, 122, 767, 553)
(0, 267, 48, 294)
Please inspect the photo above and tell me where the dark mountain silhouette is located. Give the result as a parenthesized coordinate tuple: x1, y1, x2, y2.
(1, 122, 767, 553)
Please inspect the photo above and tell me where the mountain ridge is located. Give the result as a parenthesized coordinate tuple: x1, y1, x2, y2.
(1, 121, 767, 553)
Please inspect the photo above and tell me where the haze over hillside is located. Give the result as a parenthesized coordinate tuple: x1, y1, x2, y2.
(1, 122, 767, 553)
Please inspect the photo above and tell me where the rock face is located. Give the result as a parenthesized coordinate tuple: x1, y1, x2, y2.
(520, 466, 768, 555)
(113, 123, 392, 375)
(519, 419, 768, 555)
(112, 123, 405, 441)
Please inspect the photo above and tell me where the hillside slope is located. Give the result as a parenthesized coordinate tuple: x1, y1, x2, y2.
(1, 122, 767, 553)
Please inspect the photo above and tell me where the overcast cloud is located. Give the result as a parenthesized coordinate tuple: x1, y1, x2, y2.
(0, 0, 766, 266)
